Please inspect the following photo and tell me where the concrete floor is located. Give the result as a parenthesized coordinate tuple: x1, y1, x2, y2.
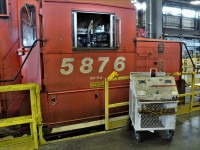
(39, 111, 200, 150)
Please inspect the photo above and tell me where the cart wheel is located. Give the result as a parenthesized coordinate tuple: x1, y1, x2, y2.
(127, 117, 133, 130)
(166, 130, 174, 141)
(135, 131, 141, 142)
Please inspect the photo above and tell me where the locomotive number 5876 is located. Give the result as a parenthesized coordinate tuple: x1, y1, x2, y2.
(60, 56, 126, 75)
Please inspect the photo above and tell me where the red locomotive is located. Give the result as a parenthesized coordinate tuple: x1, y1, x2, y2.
(0, 0, 182, 135)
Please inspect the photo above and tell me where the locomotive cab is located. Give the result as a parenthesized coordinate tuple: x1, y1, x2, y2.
(0, 0, 182, 137)
(14, 0, 136, 131)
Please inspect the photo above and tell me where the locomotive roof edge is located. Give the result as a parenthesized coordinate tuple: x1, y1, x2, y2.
(43, 0, 136, 9)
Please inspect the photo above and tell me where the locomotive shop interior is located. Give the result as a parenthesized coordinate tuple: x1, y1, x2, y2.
(0, 0, 200, 150)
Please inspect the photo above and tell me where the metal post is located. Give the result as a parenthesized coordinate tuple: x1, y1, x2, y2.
(0, 84, 43, 149)
(149, 0, 152, 38)
(190, 72, 195, 112)
(36, 84, 46, 145)
(30, 87, 39, 149)
(105, 78, 109, 130)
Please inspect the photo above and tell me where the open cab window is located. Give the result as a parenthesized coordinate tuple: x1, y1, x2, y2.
(0, 0, 9, 17)
(20, 4, 37, 48)
(72, 11, 121, 50)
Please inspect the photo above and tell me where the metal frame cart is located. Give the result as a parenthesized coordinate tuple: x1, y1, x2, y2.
(129, 71, 178, 142)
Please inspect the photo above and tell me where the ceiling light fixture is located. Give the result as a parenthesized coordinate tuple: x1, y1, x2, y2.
(190, 0, 200, 5)
(131, 0, 137, 3)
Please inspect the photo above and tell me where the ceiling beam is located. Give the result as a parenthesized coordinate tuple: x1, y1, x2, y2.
(167, 0, 191, 5)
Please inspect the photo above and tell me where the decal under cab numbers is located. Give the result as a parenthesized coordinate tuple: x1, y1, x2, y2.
(60, 56, 126, 75)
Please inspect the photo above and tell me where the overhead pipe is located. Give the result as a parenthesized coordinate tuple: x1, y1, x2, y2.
(145, 0, 153, 38)
(149, 0, 152, 38)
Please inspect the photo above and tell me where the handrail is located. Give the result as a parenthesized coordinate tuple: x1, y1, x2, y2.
(135, 39, 197, 71)
(105, 71, 129, 130)
(171, 71, 200, 114)
(182, 42, 198, 71)
(0, 39, 44, 82)
(105, 71, 200, 129)
(0, 83, 46, 149)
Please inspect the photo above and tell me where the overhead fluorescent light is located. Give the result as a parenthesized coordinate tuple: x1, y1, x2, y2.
(190, 1, 200, 5)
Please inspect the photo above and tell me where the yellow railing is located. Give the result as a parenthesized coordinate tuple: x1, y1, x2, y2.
(0, 84, 46, 149)
(172, 72, 200, 115)
(182, 58, 200, 84)
(105, 71, 200, 130)
(105, 71, 129, 130)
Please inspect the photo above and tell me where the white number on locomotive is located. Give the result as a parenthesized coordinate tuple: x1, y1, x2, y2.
(60, 56, 126, 75)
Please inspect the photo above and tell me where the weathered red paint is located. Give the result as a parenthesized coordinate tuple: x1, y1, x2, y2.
(135, 38, 182, 73)
(0, 0, 21, 117)
(17, 0, 42, 86)
(0, 0, 182, 129)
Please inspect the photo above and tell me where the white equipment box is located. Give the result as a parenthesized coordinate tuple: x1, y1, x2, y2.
(129, 72, 178, 142)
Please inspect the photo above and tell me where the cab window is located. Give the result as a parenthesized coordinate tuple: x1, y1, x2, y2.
(72, 11, 120, 49)
(20, 4, 37, 47)
(0, 0, 8, 16)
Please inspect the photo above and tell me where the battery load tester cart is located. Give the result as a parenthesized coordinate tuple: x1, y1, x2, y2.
(129, 70, 178, 142)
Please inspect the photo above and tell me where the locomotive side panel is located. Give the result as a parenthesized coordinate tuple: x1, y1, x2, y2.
(44, 53, 135, 91)
(136, 40, 182, 74)
(41, 1, 136, 125)
(46, 87, 129, 125)
(42, 53, 134, 124)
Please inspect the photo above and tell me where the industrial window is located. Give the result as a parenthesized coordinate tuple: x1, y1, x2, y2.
(72, 11, 121, 49)
(182, 18, 194, 30)
(0, 0, 8, 16)
(182, 9, 195, 18)
(162, 6, 181, 16)
(20, 5, 37, 47)
(163, 15, 180, 29)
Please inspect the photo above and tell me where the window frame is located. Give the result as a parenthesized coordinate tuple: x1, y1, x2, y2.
(72, 10, 120, 51)
(0, 0, 9, 17)
(20, 4, 37, 48)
